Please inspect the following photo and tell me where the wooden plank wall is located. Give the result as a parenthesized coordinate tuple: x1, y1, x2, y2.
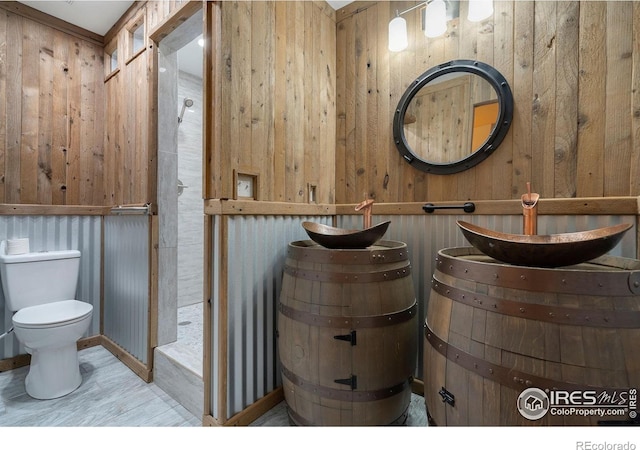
(0, 7, 105, 205)
(0, 1, 188, 207)
(103, 1, 189, 207)
(335, 1, 640, 203)
(4, 0, 639, 207)
(210, 1, 337, 203)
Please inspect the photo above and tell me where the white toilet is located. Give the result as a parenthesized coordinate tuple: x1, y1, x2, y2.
(0, 242, 93, 399)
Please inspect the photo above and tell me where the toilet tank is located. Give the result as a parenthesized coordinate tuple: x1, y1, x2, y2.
(0, 246, 81, 312)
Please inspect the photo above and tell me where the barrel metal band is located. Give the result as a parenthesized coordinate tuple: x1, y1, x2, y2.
(431, 275, 640, 328)
(281, 364, 411, 402)
(284, 263, 412, 283)
(436, 250, 640, 296)
(288, 240, 409, 265)
(424, 321, 624, 393)
(279, 300, 418, 329)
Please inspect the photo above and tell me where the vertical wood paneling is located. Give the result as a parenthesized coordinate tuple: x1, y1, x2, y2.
(37, 24, 53, 205)
(251, 1, 274, 202)
(490, 0, 514, 199)
(52, 31, 69, 205)
(336, 0, 640, 203)
(0, 10, 104, 206)
(470, 2, 494, 201)
(66, 38, 82, 205)
(354, 7, 368, 201)
(0, 0, 187, 208)
(20, 19, 39, 204)
(273, 2, 287, 201)
(231, 0, 251, 181)
(213, 1, 336, 203)
(5, 13, 22, 205)
(512, 1, 534, 197)
(531, 1, 556, 198)
(322, 4, 336, 203)
(286, 2, 304, 202)
(102, 0, 182, 207)
(554, 0, 579, 198)
(0, 12, 5, 204)
(604, 1, 633, 197)
(576, 1, 605, 197)
(633, 3, 640, 197)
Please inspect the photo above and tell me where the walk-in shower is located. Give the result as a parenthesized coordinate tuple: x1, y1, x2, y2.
(178, 97, 194, 124)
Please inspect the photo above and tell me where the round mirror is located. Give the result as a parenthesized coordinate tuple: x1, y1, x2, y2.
(393, 60, 513, 175)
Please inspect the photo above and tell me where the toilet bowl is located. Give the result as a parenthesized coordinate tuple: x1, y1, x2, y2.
(13, 300, 93, 399)
(0, 243, 94, 400)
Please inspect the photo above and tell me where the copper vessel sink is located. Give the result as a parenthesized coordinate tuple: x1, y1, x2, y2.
(456, 220, 632, 268)
(302, 221, 391, 249)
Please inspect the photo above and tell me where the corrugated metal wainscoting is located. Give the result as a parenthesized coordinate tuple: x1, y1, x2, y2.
(0, 215, 102, 359)
(337, 213, 638, 380)
(103, 215, 150, 365)
(210, 215, 332, 420)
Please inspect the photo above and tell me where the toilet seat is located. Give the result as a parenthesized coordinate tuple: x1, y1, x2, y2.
(13, 300, 93, 329)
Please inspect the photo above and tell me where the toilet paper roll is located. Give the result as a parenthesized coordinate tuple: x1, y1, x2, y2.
(6, 238, 30, 255)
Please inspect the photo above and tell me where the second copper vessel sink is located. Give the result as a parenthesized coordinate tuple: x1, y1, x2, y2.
(456, 220, 632, 268)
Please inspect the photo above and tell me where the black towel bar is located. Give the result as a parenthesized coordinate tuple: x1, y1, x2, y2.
(422, 202, 475, 214)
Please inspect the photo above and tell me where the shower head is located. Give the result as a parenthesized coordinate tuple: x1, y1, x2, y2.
(178, 98, 194, 124)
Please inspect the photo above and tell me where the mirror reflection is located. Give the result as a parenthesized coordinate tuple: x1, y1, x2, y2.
(403, 73, 498, 164)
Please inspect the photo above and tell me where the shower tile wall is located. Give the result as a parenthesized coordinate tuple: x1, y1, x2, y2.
(177, 71, 203, 308)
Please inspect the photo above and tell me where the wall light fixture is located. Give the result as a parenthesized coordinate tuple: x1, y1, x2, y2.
(467, 0, 493, 22)
(388, 0, 493, 52)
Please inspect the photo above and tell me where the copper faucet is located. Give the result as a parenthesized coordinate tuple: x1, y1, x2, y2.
(521, 182, 539, 235)
(355, 198, 374, 229)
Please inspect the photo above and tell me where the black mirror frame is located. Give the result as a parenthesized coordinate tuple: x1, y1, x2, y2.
(393, 59, 514, 175)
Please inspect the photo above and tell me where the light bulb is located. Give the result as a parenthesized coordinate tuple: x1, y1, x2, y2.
(424, 0, 447, 38)
(388, 16, 408, 52)
(468, 0, 493, 22)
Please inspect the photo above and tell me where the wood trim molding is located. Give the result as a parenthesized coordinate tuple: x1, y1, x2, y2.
(204, 199, 334, 216)
(0, 204, 110, 216)
(0, 353, 30, 373)
(103, 1, 146, 46)
(0, 2, 104, 46)
(1, 197, 635, 219)
(222, 387, 285, 426)
(336, 197, 640, 216)
(203, 215, 213, 424)
(204, 196, 640, 218)
(202, 387, 285, 427)
(411, 378, 425, 397)
(217, 215, 229, 422)
(148, 0, 203, 43)
(0, 335, 101, 373)
(101, 335, 152, 383)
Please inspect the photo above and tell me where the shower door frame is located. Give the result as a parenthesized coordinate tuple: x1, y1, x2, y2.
(149, 0, 205, 356)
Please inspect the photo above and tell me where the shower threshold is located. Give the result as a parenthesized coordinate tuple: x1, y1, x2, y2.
(154, 303, 204, 419)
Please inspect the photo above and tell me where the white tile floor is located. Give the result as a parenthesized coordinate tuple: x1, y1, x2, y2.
(0, 303, 427, 428)
(0, 345, 201, 427)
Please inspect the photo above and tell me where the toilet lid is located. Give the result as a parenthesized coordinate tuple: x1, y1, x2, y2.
(13, 300, 93, 329)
